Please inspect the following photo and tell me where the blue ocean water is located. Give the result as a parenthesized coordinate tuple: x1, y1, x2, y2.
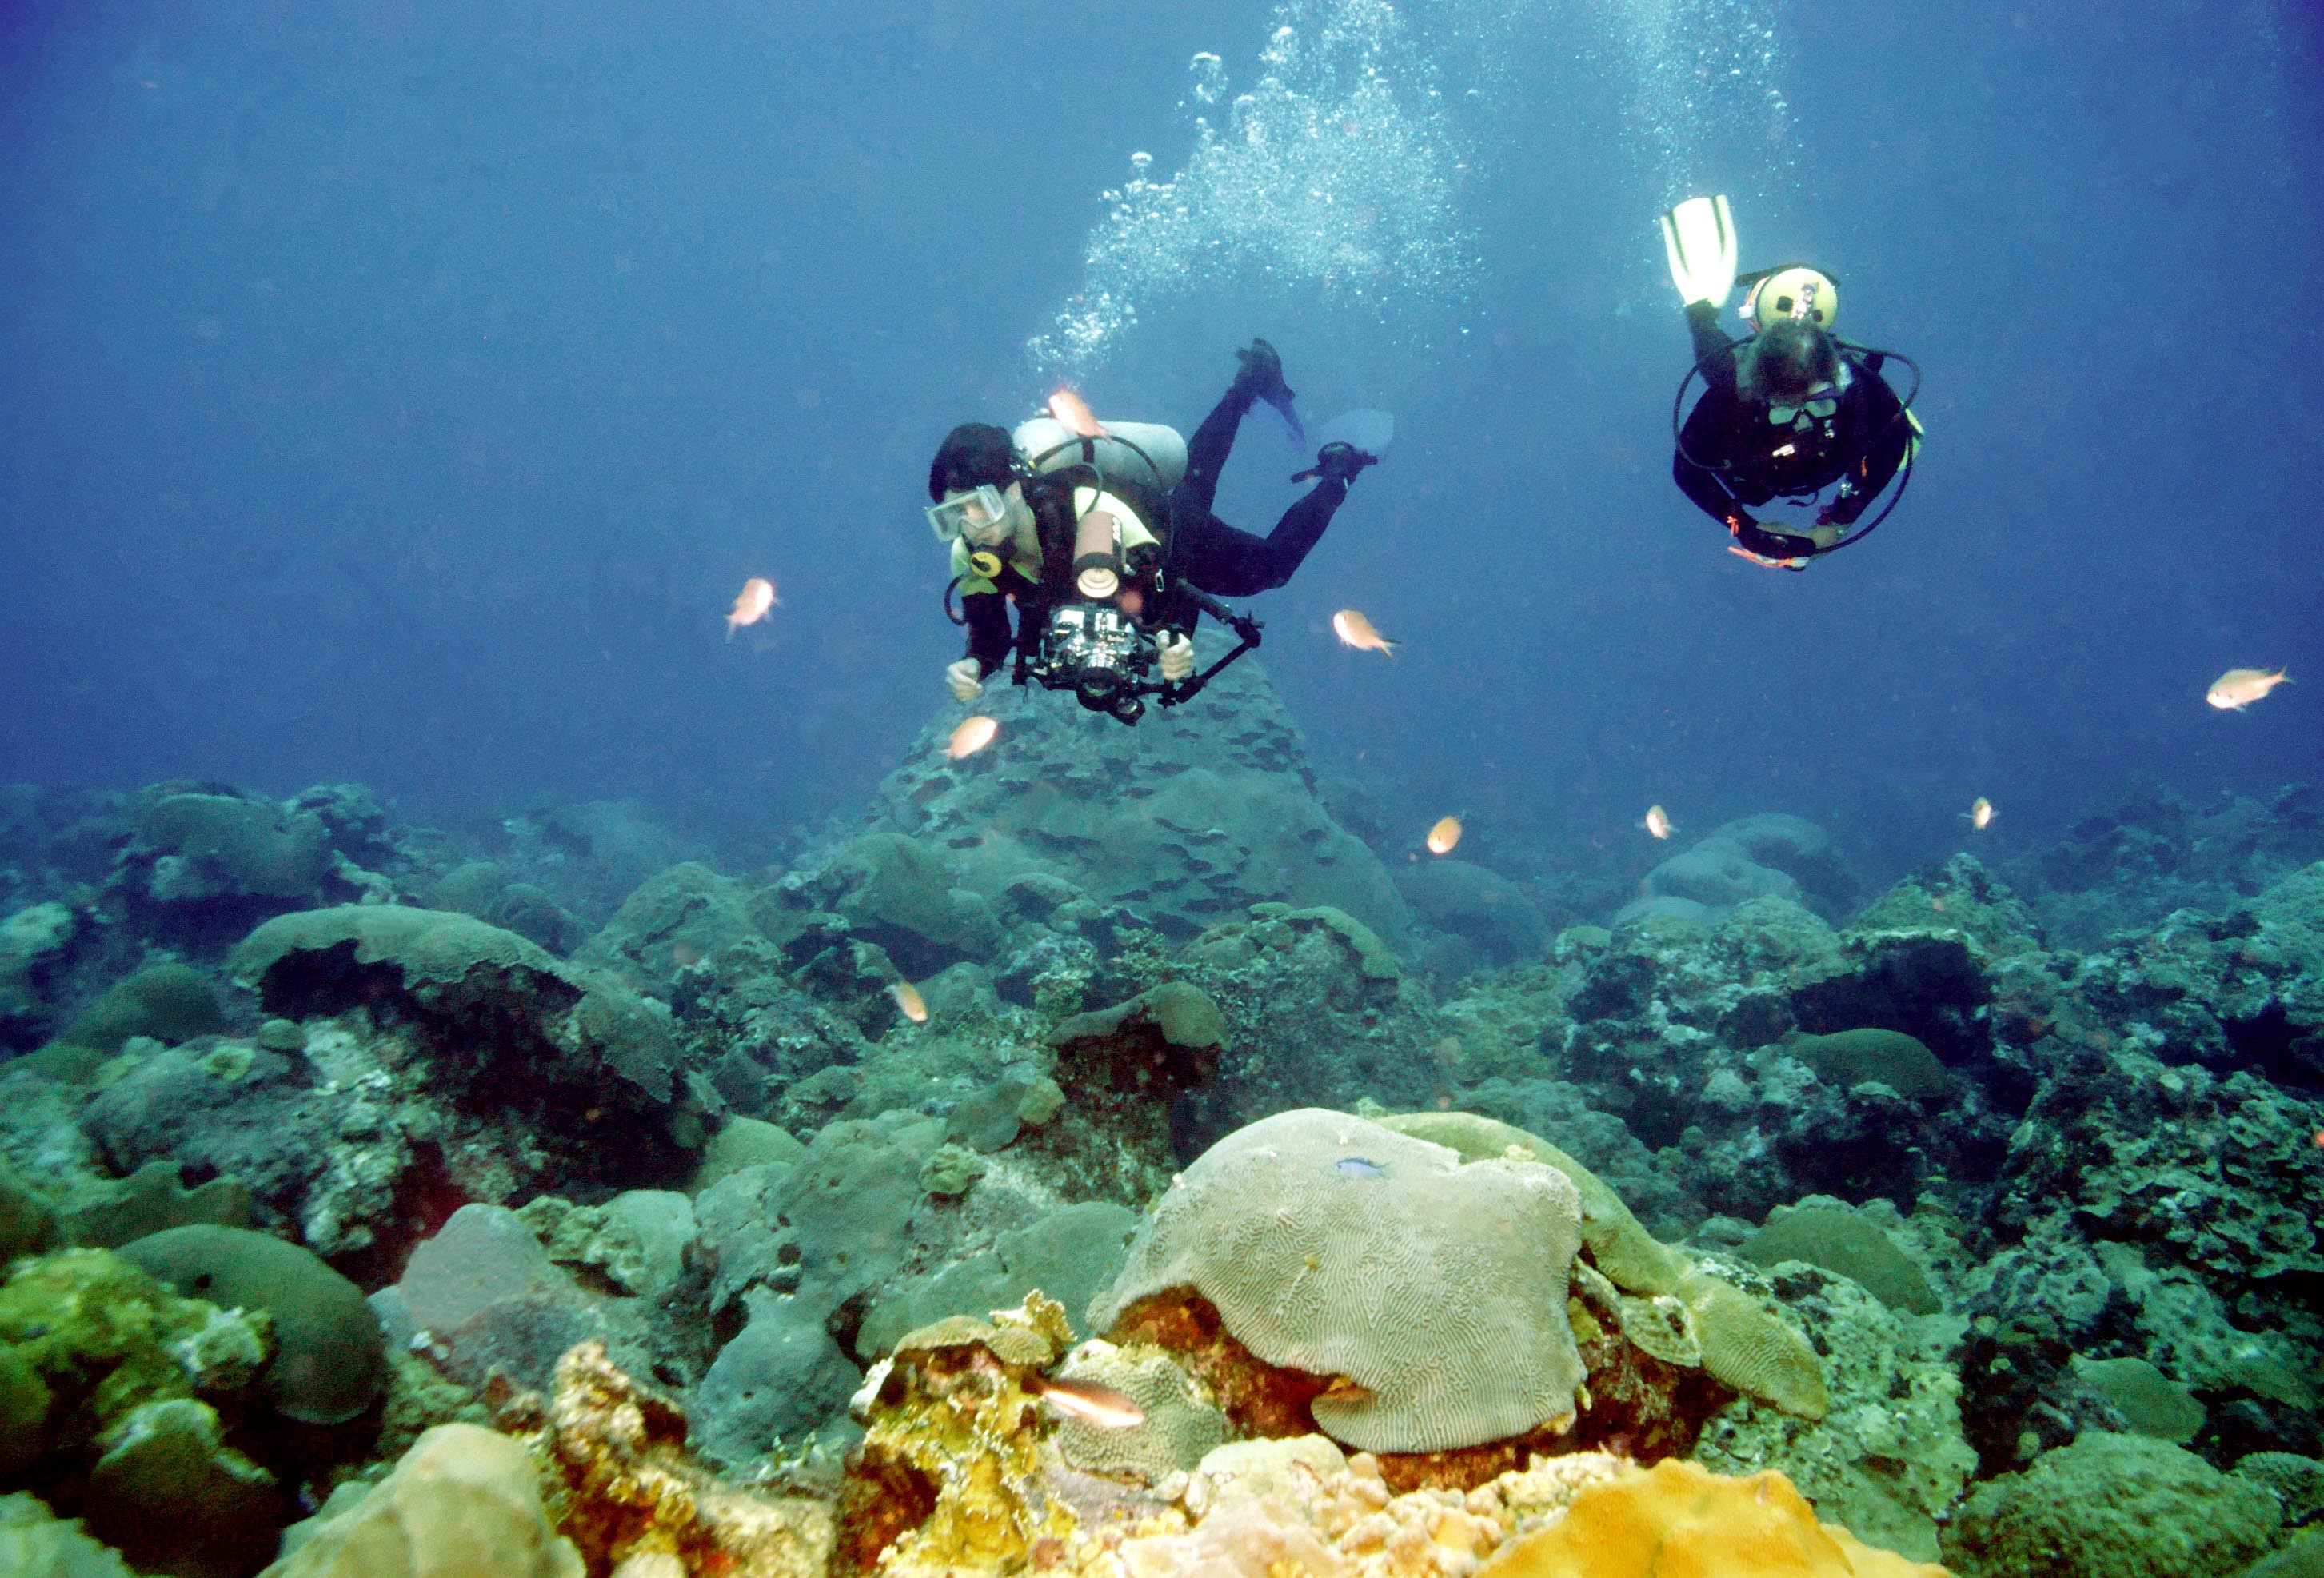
(1, 0, 2318, 879)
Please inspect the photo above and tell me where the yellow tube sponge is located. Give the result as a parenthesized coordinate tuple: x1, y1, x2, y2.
(1475, 1458, 1950, 1577)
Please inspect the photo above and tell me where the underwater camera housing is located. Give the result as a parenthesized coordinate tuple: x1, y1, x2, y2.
(1011, 588, 1264, 726)
(1038, 602, 1153, 722)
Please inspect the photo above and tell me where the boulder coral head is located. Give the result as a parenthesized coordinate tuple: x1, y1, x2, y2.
(227, 906, 704, 1181)
(1090, 1107, 1588, 1456)
(115, 1224, 385, 1425)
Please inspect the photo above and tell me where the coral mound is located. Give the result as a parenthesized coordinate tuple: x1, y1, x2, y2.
(1091, 1107, 1587, 1454)
(1476, 1458, 1949, 1576)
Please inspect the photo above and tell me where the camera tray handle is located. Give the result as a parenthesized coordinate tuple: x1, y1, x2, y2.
(1156, 590, 1263, 709)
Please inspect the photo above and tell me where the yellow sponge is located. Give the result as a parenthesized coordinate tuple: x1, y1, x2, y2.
(1476, 1458, 1949, 1577)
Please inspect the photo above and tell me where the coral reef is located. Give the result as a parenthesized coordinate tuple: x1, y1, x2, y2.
(6, 733, 2324, 1578)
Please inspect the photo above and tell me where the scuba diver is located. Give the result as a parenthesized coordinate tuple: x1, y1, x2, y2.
(1658, 194, 1923, 570)
(925, 339, 1379, 722)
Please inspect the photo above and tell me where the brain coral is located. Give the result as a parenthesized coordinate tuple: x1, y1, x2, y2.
(1088, 1107, 1587, 1454)
(1381, 1110, 1829, 1420)
(1477, 1457, 1951, 1576)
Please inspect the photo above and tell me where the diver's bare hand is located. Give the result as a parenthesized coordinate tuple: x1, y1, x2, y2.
(945, 659, 984, 702)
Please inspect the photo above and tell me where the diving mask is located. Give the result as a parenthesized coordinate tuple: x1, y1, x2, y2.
(1767, 384, 1839, 425)
(927, 483, 1012, 545)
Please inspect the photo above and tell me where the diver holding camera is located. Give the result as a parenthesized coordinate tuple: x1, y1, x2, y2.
(925, 339, 1374, 725)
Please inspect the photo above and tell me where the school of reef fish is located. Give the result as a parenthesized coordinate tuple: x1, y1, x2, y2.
(2, 649, 2321, 1577)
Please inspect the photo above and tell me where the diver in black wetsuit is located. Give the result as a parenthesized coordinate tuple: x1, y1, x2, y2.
(1658, 195, 1921, 571)
(1675, 297, 1913, 569)
(925, 340, 1377, 703)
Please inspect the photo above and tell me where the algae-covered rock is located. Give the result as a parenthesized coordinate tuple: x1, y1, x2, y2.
(0, 1493, 138, 1578)
(2, 1162, 63, 1266)
(1850, 853, 2047, 958)
(1943, 1431, 2281, 1578)
(1694, 1262, 1973, 1561)
(0, 1246, 278, 1538)
(0, 901, 79, 1045)
(84, 1396, 280, 1578)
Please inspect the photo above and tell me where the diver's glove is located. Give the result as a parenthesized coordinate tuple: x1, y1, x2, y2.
(945, 658, 984, 702)
(1156, 631, 1195, 682)
(1292, 441, 1378, 485)
(1232, 338, 1295, 404)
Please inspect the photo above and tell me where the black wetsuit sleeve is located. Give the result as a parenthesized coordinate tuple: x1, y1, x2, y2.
(1675, 302, 1751, 529)
(1687, 302, 1740, 397)
(1824, 375, 1910, 527)
(1674, 443, 1745, 528)
(962, 591, 1014, 676)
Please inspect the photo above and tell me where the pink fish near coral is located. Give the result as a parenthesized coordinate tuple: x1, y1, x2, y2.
(1026, 1373, 1144, 1430)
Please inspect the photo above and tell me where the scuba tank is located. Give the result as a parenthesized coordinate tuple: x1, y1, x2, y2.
(1012, 417, 1188, 492)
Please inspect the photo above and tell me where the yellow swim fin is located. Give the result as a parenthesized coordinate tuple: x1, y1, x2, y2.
(1659, 194, 1739, 309)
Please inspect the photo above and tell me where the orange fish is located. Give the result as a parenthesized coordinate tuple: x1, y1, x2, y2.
(888, 980, 928, 1024)
(1331, 609, 1396, 655)
(725, 577, 777, 639)
(1643, 805, 1675, 841)
(1048, 389, 1108, 438)
(2206, 667, 2290, 711)
(947, 715, 999, 760)
(1966, 796, 1995, 832)
(1426, 815, 1462, 855)
(1026, 1373, 1144, 1430)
